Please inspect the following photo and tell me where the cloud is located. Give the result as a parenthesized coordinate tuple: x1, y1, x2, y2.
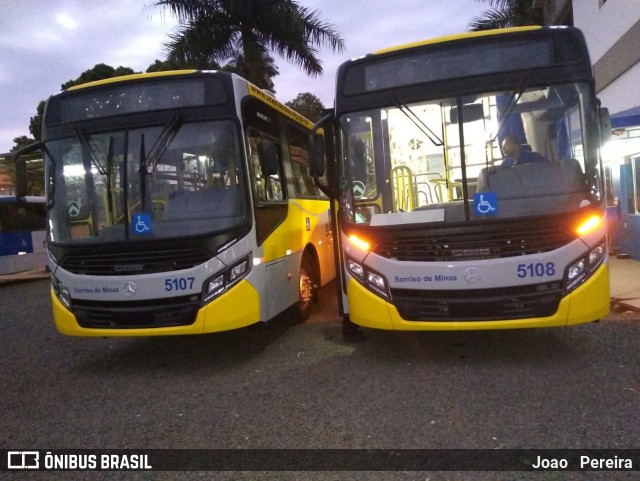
(56, 13, 78, 30)
(0, 0, 489, 153)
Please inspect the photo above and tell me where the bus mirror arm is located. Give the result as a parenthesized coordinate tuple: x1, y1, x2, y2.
(12, 141, 43, 202)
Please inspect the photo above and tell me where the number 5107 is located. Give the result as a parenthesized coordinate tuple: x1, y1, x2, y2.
(164, 277, 195, 291)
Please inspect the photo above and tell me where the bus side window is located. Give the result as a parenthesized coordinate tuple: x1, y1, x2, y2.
(248, 131, 285, 202)
(262, 141, 284, 201)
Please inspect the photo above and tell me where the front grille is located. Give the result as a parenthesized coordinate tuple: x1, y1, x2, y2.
(60, 247, 211, 275)
(391, 282, 563, 321)
(73, 295, 201, 329)
(373, 219, 575, 262)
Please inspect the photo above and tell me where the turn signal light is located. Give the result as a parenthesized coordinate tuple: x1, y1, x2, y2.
(576, 215, 602, 236)
(348, 234, 370, 251)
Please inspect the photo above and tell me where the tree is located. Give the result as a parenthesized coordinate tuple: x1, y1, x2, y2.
(223, 50, 279, 92)
(61, 63, 136, 90)
(469, 0, 543, 31)
(146, 58, 193, 72)
(151, 0, 345, 91)
(10, 136, 35, 153)
(14, 64, 137, 152)
(28, 101, 45, 143)
(285, 92, 324, 122)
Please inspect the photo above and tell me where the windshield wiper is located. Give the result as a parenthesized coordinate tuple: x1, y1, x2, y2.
(105, 136, 115, 223)
(74, 128, 107, 175)
(137, 116, 182, 212)
(491, 75, 529, 143)
(139, 134, 147, 211)
(141, 116, 183, 174)
(392, 97, 443, 146)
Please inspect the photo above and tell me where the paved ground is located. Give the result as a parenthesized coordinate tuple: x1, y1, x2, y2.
(609, 255, 640, 312)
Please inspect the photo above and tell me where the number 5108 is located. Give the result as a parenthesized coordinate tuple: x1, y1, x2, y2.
(517, 262, 555, 278)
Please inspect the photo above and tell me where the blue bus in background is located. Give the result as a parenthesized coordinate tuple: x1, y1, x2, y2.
(0, 196, 47, 275)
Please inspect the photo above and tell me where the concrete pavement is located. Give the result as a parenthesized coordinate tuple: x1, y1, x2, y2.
(609, 254, 640, 312)
(2, 255, 639, 311)
(0, 266, 49, 285)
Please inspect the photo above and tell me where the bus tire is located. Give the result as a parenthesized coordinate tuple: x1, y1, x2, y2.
(294, 252, 316, 322)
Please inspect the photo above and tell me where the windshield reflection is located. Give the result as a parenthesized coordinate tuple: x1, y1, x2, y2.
(340, 82, 599, 226)
(46, 120, 248, 243)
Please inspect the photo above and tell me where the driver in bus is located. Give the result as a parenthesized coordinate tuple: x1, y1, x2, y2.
(500, 134, 548, 167)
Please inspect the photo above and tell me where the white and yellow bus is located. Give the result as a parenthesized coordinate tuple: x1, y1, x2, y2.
(15, 70, 335, 336)
(311, 26, 610, 333)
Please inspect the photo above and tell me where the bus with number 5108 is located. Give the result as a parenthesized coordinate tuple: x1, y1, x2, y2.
(310, 26, 610, 334)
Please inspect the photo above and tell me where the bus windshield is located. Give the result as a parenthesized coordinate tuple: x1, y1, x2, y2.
(46, 119, 249, 244)
(340, 81, 599, 226)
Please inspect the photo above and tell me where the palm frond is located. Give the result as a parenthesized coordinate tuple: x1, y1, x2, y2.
(153, 0, 345, 85)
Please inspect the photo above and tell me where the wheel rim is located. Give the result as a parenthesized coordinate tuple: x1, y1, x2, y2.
(299, 267, 313, 308)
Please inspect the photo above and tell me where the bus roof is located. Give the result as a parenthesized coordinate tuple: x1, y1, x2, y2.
(62, 70, 315, 130)
(67, 70, 199, 90)
(372, 26, 542, 56)
(66, 70, 199, 92)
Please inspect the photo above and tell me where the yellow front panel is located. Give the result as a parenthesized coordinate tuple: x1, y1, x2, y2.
(261, 199, 329, 262)
(52, 280, 260, 337)
(347, 263, 609, 331)
(200, 280, 261, 333)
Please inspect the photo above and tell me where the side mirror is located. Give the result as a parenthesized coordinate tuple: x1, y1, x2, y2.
(309, 113, 333, 177)
(310, 132, 326, 177)
(599, 106, 612, 144)
(13, 141, 43, 200)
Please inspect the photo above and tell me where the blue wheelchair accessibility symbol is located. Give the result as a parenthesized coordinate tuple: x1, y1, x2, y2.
(474, 192, 498, 216)
(132, 213, 153, 235)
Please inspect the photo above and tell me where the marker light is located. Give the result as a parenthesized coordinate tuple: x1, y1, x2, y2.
(563, 240, 607, 293)
(202, 255, 252, 305)
(576, 215, 602, 236)
(345, 257, 390, 299)
(347, 259, 364, 279)
(51, 276, 72, 310)
(348, 234, 370, 251)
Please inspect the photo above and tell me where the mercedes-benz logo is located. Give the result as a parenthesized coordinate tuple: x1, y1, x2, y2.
(123, 282, 137, 297)
(463, 267, 481, 284)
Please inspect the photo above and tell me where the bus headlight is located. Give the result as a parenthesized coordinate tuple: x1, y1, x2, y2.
(346, 257, 390, 300)
(563, 240, 607, 293)
(202, 255, 251, 305)
(347, 259, 364, 278)
(588, 242, 606, 266)
(51, 276, 72, 310)
(565, 259, 586, 292)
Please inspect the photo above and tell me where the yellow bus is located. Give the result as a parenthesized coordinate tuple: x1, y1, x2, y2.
(15, 70, 335, 336)
(310, 26, 610, 334)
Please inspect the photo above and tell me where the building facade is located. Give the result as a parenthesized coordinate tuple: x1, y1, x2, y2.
(544, 0, 640, 259)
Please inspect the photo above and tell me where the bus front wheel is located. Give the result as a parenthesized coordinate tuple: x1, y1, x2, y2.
(294, 252, 316, 321)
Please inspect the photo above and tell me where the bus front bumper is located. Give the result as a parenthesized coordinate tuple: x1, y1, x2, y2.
(346, 263, 610, 331)
(51, 279, 261, 337)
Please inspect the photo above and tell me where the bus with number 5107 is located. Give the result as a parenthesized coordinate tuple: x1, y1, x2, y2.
(14, 70, 335, 336)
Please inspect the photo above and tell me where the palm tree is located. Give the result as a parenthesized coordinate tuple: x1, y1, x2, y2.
(469, 0, 543, 31)
(151, 0, 345, 91)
